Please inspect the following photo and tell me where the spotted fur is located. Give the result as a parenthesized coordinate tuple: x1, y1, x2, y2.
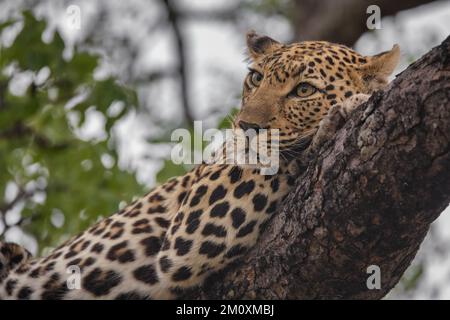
(0, 32, 399, 299)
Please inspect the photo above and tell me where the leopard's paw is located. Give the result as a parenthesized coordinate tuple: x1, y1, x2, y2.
(339, 93, 370, 118)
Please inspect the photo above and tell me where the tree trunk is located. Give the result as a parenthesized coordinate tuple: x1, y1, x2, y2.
(185, 36, 450, 299)
(291, 0, 438, 46)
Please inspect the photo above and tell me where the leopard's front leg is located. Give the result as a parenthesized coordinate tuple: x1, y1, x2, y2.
(298, 93, 371, 164)
(0, 165, 202, 300)
(150, 164, 294, 298)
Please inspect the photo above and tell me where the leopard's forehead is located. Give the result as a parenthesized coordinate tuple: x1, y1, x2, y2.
(256, 41, 367, 83)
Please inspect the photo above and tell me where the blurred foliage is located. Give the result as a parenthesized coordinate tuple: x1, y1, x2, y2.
(0, 11, 143, 252)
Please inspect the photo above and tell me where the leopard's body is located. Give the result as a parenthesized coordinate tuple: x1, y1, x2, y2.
(0, 32, 399, 299)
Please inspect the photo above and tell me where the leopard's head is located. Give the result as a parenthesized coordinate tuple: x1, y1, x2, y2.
(234, 31, 400, 151)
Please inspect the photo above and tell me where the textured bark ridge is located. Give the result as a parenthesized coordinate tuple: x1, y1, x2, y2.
(189, 37, 450, 300)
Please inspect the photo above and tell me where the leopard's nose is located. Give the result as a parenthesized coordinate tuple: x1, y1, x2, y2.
(238, 121, 262, 131)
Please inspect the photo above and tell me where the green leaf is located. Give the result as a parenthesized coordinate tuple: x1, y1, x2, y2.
(0, 19, 16, 33)
(2, 11, 64, 71)
(0, 11, 143, 253)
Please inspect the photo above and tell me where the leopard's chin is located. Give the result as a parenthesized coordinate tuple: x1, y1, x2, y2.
(279, 134, 313, 157)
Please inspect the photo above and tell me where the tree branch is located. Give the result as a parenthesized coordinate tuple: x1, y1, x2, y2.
(161, 0, 195, 125)
(291, 0, 438, 46)
(186, 36, 450, 299)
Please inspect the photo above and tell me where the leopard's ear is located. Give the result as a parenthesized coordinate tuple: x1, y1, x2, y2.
(246, 31, 282, 60)
(359, 44, 400, 91)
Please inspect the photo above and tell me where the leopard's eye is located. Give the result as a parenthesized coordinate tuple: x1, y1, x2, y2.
(249, 71, 263, 87)
(294, 82, 317, 98)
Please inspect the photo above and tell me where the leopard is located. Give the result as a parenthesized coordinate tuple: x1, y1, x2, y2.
(0, 31, 399, 299)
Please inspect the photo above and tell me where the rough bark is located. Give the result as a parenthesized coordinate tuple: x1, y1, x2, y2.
(292, 0, 438, 46)
(186, 36, 450, 299)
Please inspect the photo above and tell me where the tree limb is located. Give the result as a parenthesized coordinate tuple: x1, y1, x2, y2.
(186, 36, 450, 299)
(161, 0, 195, 125)
(291, 0, 438, 46)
